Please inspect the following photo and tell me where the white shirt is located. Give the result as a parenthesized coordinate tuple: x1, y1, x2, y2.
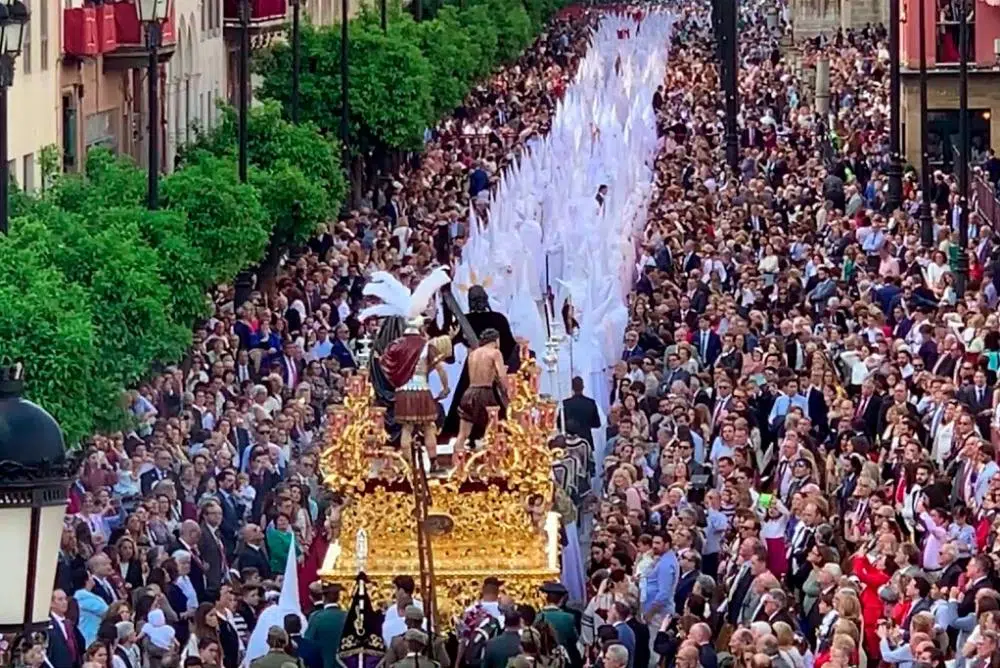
(464, 600, 505, 627)
(177, 575, 198, 611)
(381, 600, 425, 647)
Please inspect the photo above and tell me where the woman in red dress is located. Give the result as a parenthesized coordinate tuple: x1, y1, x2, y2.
(852, 550, 899, 663)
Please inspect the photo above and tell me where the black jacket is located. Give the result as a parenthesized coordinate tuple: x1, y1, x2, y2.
(563, 394, 601, 445)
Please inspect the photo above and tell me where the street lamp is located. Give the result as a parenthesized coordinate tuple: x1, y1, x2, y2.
(722, 0, 739, 171)
(918, 0, 934, 248)
(0, 364, 72, 647)
(290, 0, 302, 123)
(238, 0, 249, 182)
(956, 0, 970, 296)
(885, 0, 903, 211)
(0, 0, 28, 236)
(137, 0, 171, 211)
(340, 0, 349, 158)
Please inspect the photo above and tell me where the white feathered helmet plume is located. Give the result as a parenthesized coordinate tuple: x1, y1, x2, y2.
(358, 266, 451, 333)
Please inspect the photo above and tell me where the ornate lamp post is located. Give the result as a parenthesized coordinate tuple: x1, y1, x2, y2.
(886, 0, 903, 211)
(290, 0, 302, 123)
(956, 0, 970, 295)
(0, 0, 28, 235)
(137, 0, 171, 210)
(918, 0, 934, 248)
(238, 0, 250, 183)
(0, 364, 72, 660)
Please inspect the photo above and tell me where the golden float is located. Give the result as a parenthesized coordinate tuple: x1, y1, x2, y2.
(317, 345, 563, 625)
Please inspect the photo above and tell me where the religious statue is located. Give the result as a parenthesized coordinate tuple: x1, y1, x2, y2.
(442, 284, 518, 440)
(359, 268, 454, 470)
(453, 328, 509, 453)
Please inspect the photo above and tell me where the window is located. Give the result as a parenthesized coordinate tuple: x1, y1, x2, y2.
(201, 0, 206, 32)
(63, 94, 77, 171)
(7, 160, 16, 187)
(22, 153, 34, 192)
(21, 0, 30, 74)
(39, 0, 47, 70)
(936, 0, 975, 64)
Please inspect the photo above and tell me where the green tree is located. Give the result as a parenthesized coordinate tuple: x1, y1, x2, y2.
(398, 9, 478, 117)
(160, 154, 272, 282)
(0, 146, 281, 441)
(180, 102, 347, 286)
(0, 222, 102, 443)
(257, 23, 434, 151)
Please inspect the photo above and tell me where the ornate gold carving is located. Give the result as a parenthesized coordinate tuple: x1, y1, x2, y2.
(317, 355, 562, 626)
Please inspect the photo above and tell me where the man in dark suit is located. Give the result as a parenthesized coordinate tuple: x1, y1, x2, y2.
(853, 380, 883, 443)
(674, 550, 701, 614)
(624, 605, 650, 668)
(740, 120, 765, 149)
(235, 524, 272, 580)
(47, 589, 84, 668)
(286, 613, 323, 668)
(762, 589, 796, 628)
(215, 469, 244, 556)
(672, 296, 699, 329)
(198, 500, 228, 597)
(725, 545, 766, 626)
(607, 602, 636, 668)
(787, 504, 819, 592)
(563, 376, 601, 446)
(660, 353, 691, 392)
(805, 381, 830, 442)
(140, 448, 179, 496)
(958, 554, 994, 617)
(959, 370, 993, 436)
(680, 240, 702, 275)
(275, 341, 306, 389)
(900, 577, 933, 641)
(330, 324, 357, 371)
(215, 585, 243, 668)
(694, 317, 722, 367)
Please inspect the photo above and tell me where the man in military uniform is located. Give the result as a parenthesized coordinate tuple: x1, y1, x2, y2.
(483, 610, 523, 668)
(381, 606, 449, 668)
(250, 628, 302, 668)
(304, 583, 347, 668)
(536, 583, 582, 668)
(389, 629, 440, 668)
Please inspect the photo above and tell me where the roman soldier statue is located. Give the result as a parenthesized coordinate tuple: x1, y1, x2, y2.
(359, 267, 454, 470)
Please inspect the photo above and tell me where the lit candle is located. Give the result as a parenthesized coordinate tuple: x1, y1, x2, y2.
(544, 512, 560, 571)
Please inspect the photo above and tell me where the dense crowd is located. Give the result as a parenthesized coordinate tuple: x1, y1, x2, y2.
(39, 12, 594, 668)
(568, 4, 1000, 668)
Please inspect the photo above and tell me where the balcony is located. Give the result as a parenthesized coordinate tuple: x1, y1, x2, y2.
(103, 0, 176, 71)
(223, 0, 288, 48)
(63, 3, 118, 58)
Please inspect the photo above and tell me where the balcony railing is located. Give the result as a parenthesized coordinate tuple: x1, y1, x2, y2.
(223, 0, 288, 23)
(973, 175, 1000, 229)
(63, 3, 118, 57)
(113, 0, 176, 46)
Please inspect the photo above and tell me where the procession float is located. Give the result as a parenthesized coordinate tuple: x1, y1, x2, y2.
(316, 339, 564, 627)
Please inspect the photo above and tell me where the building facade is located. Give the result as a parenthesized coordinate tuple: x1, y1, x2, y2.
(165, 0, 228, 168)
(898, 0, 1000, 169)
(790, 0, 887, 40)
(52, 0, 357, 181)
(8, 0, 62, 191)
(61, 0, 178, 173)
